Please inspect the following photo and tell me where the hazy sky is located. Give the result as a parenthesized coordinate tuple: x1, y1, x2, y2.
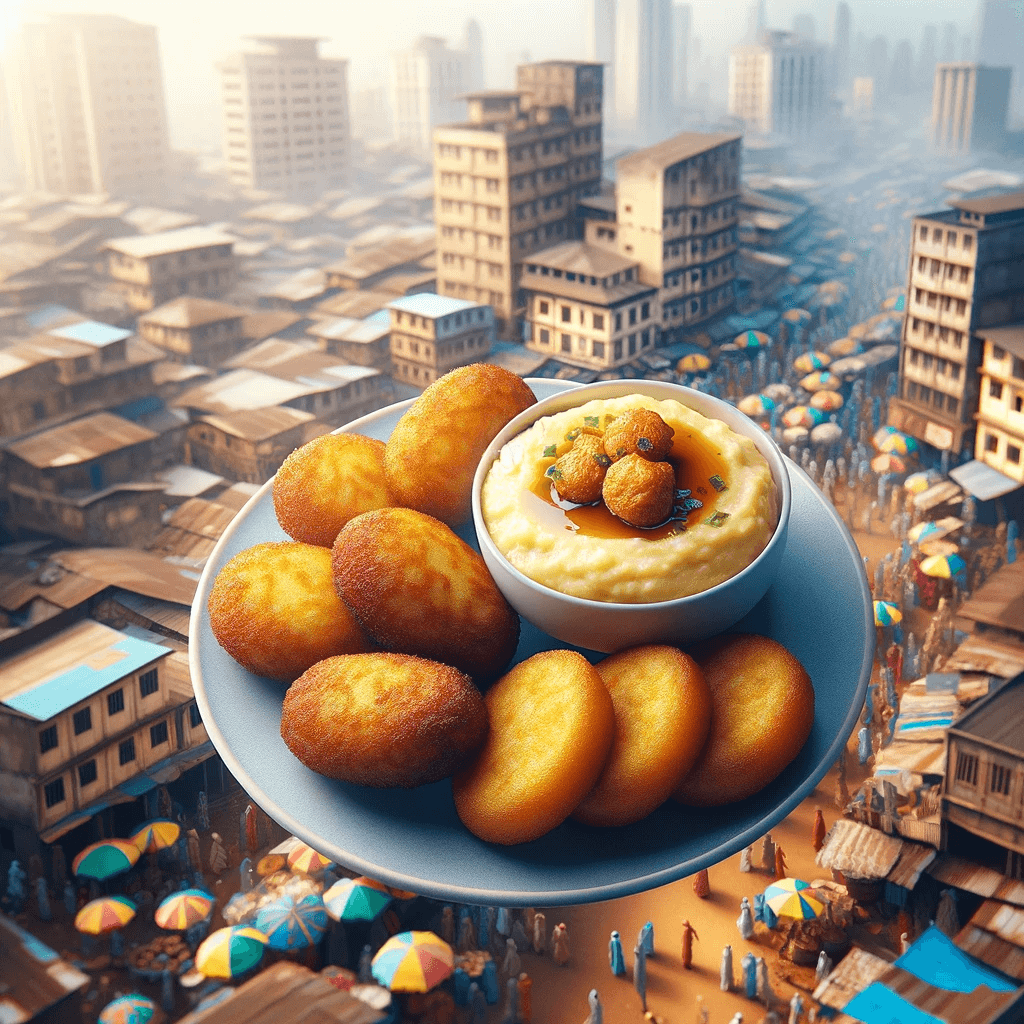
(4, 0, 977, 152)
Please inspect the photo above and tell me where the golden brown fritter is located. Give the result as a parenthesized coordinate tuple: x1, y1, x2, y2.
(550, 433, 610, 504)
(384, 363, 536, 528)
(332, 507, 520, 681)
(208, 541, 374, 682)
(602, 409, 675, 462)
(281, 652, 489, 789)
(273, 432, 392, 548)
(602, 454, 675, 528)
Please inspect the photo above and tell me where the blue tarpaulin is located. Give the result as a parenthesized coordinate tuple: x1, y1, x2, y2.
(894, 926, 1016, 993)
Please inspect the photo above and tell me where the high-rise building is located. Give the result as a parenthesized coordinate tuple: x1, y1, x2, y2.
(585, 0, 616, 116)
(832, 2, 852, 94)
(2, 14, 170, 196)
(728, 31, 827, 137)
(888, 190, 1024, 459)
(614, 0, 673, 144)
(432, 61, 604, 336)
(391, 36, 471, 156)
(931, 63, 1011, 155)
(217, 36, 349, 198)
(615, 131, 741, 339)
(463, 19, 485, 92)
(671, 4, 692, 108)
(918, 24, 937, 93)
(976, 0, 1024, 120)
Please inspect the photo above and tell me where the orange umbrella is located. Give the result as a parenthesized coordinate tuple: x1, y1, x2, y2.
(810, 390, 844, 411)
(155, 889, 214, 931)
(677, 352, 711, 373)
(800, 370, 841, 392)
(287, 841, 332, 875)
(131, 819, 180, 854)
(871, 453, 907, 474)
(75, 896, 137, 935)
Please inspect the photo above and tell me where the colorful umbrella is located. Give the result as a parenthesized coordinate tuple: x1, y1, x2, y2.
(920, 553, 966, 578)
(871, 453, 908, 475)
(72, 840, 140, 880)
(195, 926, 267, 979)
(734, 329, 771, 349)
(884, 293, 906, 311)
(131, 819, 181, 854)
(254, 893, 329, 950)
(155, 888, 214, 931)
(793, 351, 831, 373)
(782, 308, 812, 325)
(287, 841, 332, 875)
(873, 426, 919, 456)
(75, 895, 137, 935)
(256, 854, 286, 876)
(810, 423, 843, 445)
(372, 931, 454, 993)
(810, 389, 844, 411)
(737, 393, 775, 417)
(800, 370, 841, 392)
(904, 470, 936, 494)
(873, 601, 902, 627)
(829, 337, 859, 357)
(98, 994, 156, 1024)
(676, 352, 711, 373)
(324, 876, 393, 922)
(763, 879, 824, 920)
(908, 521, 944, 544)
(782, 405, 824, 429)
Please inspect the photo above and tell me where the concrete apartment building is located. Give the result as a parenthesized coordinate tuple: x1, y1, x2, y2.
(386, 293, 495, 388)
(2, 14, 170, 197)
(432, 61, 604, 337)
(218, 36, 349, 197)
(521, 242, 659, 369)
(975, 325, 1024, 486)
(889, 190, 1024, 460)
(105, 226, 238, 313)
(0, 619, 206, 857)
(613, 132, 741, 340)
(728, 31, 827, 137)
(390, 36, 471, 157)
(931, 64, 1012, 156)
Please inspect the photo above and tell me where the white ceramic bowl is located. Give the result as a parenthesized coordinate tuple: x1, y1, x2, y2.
(472, 379, 792, 653)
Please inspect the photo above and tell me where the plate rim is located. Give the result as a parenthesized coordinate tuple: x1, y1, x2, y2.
(188, 380, 873, 906)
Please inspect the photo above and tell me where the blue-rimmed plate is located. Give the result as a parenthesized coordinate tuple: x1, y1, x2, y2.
(189, 379, 872, 906)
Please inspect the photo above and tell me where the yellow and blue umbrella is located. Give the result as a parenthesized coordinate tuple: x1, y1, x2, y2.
(905, 470, 936, 494)
(909, 521, 944, 545)
(884, 292, 906, 312)
(763, 879, 824, 920)
(324, 876, 393, 922)
(677, 352, 711, 373)
(155, 889, 214, 931)
(801, 370, 841, 392)
(783, 405, 824, 429)
(75, 896, 137, 935)
(254, 893, 329, 950)
(195, 926, 267, 978)
(873, 426, 919, 456)
(372, 931, 454, 993)
(98, 994, 156, 1024)
(287, 841, 332, 875)
(810, 389, 844, 411)
(829, 337, 859, 357)
(920, 553, 966, 578)
(871, 453, 908, 475)
(737, 393, 776, 417)
(793, 351, 831, 372)
(131, 819, 180, 855)
(73, 839, 140, 880)
(873, 601, 902, 627)
(734, 329, 772, 349)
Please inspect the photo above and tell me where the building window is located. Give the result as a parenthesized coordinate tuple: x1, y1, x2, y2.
(73, 708, 92, 735)
(593, 341, 605, 358)
(119, 738, 136, 766)
(44, 779, 65, 808)
(955, 750, 978, 786)
(538, 300, 549, 315)
(78, 760, 98, 787)
(919, 226, 927, 241)
(641, 302, 650, 320)
(989, 762, 1012, 796)
(593, 314, 604, 331)
(615, 313, 622, 331)
(614, 340, 622, 359)
(108, 689, 125, 715)
(150, 721, 169, 748)
(39, 725, 58, 754)
(985, 433, 999, 453)
(561, 334, 571, 353)
(561, 306, 571, 323)
(628, 334, 637, 355)
(963, 234, 973, 250)
(990, 381, 1004, 400)
(629, 307, 637, 326)
(1008, 445, 1022, 464)
(539, 328, 550, 345)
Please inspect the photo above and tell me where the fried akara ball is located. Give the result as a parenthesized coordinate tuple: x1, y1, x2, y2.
(385, 363, 536, 528)
(603, 409, 675, 462)
(332, 507, 519, 681)
(602, 454, 675, 528)
(281, 652, 488, 789)
(208, 541, 374, 682)
(273, 432, 392, 548)
(551, 433, 610, 504)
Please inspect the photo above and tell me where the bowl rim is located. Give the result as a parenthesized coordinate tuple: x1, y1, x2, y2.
(471, 378, 793, 611)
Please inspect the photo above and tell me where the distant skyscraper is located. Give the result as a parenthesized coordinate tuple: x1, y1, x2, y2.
(793, 14, 816, 41)
(918, 24, 937, 92)
(672, 3, 692, 107)
(585, 0, 616, 118)
(832, 2, 852, 93)
(463, 19, 485, 92)
(391, 36, 470, 156)
(889, 39, 915, 97)
(976, 0, 1024, 118)
(217, 37, 349, 198)
(615, 0, 673, 143)
(939, 22, 958, 62)
(931, 63, 1011, 154)
(2, 13, 170, 196)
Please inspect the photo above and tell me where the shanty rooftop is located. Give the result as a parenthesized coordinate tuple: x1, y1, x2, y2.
(105, 225, 236, 259)
(617, 132, 741, 175)
(140, 295, 249, 329)
(5, 412, 155, 469)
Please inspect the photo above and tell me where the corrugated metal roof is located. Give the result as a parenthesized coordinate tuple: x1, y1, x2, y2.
(813, 946, 892, 1010)
(52, 548, 201, 607)
(265, 267, 328, 303)
(950, 459, 1022, 501)
(174, 368, 311, 412)
(212, 482, 261, 512)
(968, 900, 1024, 948)
(48, 320, 131, 347)
(0, 915, 89, 1019)
(197, 406, 315, 442)
(887, 841, 938, 889)
(5, 412, 156, 468)
(928, 854, 1024, 907)
(242, 309, 302, 340)
(106, 225, 236, 259)
(874, 739, 947, 779)
(943, 634, 1024, 679)
(166, 497, 237, 537)
(950, 672, 1024, 753)
(956, 562, 1024, 639)
(816, 818, 905, 879)
(0, 620, 168, 720)
(315, 289, 393, 320)
(954, 925, 1024, 982)
(617, 131, 740, 173)
(140, 295, 248, 329)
